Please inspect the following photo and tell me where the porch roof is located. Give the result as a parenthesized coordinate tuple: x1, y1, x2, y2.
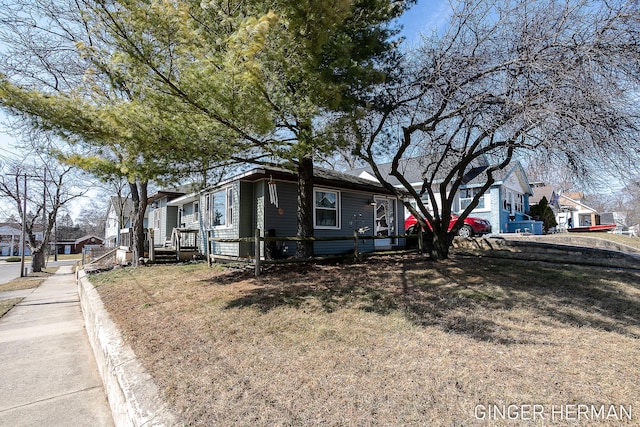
(167, 192, 199, 207)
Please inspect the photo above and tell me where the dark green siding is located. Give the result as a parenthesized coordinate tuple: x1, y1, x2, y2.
(207, 177, 405, 258)
(239, 181, 255, 256)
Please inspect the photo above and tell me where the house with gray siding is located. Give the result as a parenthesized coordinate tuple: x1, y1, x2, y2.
(148, 191, 186, 247)
(167, 166, 406, 259)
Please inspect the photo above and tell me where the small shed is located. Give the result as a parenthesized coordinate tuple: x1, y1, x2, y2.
(53, 235, 104, 254)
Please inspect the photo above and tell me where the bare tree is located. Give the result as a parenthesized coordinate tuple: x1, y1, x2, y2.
(349, 0, 640, 259)
(623, 180, 640, 227)
(75, 199, 107, 238)
(0, 154, 85, 271)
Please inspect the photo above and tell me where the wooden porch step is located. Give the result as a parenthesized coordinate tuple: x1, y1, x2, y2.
(152, 248, 179, 264)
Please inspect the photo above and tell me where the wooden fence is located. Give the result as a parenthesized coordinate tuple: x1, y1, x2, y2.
(208, 228, 422, 276)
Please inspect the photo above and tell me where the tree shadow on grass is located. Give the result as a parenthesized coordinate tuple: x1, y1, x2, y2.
(223, 255, 640, 343)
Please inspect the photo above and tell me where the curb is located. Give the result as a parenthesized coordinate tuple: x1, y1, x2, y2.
(77, 269, 177, 427)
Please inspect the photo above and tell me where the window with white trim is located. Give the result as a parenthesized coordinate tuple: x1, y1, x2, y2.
(154, 209, 161, 229)
(314, 189, 340, 229)
(208, 188, 233, 227)
(503, 188, 513, 213)
(409, 194, 431, 212)
(459, 188, 485, 211)
(194, 201, 200, 222)
(516, 193, 524, 213)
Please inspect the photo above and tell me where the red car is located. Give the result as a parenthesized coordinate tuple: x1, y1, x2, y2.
(405, 214, 492, 238)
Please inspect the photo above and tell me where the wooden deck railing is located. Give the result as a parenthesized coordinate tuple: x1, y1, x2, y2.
(208, 228, 419, 276)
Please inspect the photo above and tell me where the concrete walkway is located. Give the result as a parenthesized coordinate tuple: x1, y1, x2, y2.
(0, 266, 114, 426)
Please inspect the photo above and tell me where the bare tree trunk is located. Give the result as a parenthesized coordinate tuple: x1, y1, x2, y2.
(129, 181, 148, 266)
(429, 230, 452, 260)
(31, 248, 45, 272)
(296, 154, 314, 258)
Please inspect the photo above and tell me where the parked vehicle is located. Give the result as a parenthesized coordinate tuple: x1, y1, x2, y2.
(405, 214, 492, 238)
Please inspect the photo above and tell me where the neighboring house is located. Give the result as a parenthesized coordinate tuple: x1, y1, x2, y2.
(53, 235, 104, 255)
(0, 223, 24, 256)
(0, 223, 43, 256)
(167, 166, 406, 258)
(528, 182, 556, 206)
(350, 158, 539, 235)
(104, 197, 148, 247)
(554, 191, 606, 231)
(148, 190, 187, 247)
(530, 187, 622, 232)
(105, 197, 130, 247)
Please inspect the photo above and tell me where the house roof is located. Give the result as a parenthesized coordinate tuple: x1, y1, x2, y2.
(169, 166, 399, 205)
(346, 156, 533, 195)
(259, 166, 399, 195)
(557, 193, 598, 213)
(0, 223, 44, 232)
(148, 190, 185, 204)
(109, 197, 134, 217)
(347, 156, 490, 187)
(0, 223, 22, 231)
(529, 184, 555, 205)
(481, 162, 534, 195)
(74, 235, 104, 244)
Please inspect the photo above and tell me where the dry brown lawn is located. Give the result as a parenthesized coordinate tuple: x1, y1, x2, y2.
(90, 255, 640, 426)
(0, 298, 22, 318)
(542, 232, 640, 251)
(0, 272, 54, 293)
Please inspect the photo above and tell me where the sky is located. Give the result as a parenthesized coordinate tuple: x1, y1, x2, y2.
(397, 0, 452, 45)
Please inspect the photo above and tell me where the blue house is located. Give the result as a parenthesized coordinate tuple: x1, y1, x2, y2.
(456, 162, 539, 234)
(350, 158, 541, 235)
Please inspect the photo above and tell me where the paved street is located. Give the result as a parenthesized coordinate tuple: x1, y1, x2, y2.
(0, 259, 78, 285)
(0, 261, 21, 284)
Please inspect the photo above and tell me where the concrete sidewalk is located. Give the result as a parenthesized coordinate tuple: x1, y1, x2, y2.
(0, 266, 114, 426)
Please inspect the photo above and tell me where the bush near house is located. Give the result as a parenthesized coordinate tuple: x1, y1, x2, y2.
(529, 196, 557, 232)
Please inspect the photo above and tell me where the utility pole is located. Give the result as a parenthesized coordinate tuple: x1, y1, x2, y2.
(20, 174, 27, 277)
(42, 170, 47, 265)
(54, 219, 58, 261)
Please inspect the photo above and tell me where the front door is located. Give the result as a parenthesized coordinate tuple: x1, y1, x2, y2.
(374, 197, 396, 249)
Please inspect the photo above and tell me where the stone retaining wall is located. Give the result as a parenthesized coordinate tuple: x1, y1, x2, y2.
(77, 270, 177, 427)
(453, 236, 640, 270)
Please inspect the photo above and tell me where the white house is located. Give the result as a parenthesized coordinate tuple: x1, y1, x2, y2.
(104, 197, 149, 247)
(0, 223, 43, 256)
(554, 192, 604, 231)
